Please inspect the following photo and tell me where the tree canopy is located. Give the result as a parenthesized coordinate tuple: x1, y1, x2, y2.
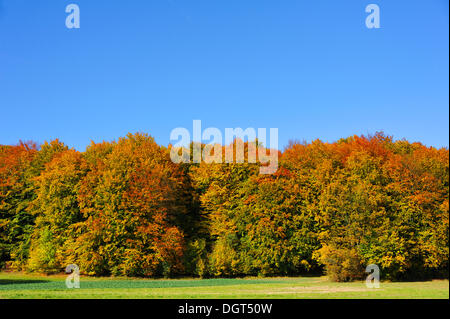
(0, 132, 448, 281)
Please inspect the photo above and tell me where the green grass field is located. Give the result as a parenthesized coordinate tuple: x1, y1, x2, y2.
(0, 272, 448, 299)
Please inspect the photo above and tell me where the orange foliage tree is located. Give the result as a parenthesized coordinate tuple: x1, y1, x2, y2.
(0, 132, 448, 281)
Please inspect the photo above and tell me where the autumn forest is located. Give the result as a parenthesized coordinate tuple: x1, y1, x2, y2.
(0, 132, 448, 281)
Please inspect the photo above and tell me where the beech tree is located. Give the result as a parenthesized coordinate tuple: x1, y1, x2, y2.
(70, 133, 192, 276)
(0, 133, 447, 281)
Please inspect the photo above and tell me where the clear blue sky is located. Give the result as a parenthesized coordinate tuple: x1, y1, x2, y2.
(0, 0, 448, 151)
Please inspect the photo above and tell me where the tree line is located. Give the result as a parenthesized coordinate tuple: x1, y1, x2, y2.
(0, 132, 448, 281)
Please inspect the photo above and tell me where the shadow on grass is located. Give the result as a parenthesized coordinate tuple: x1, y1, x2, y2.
(0, 279, 51, 285)
(1, 277, 292, 291)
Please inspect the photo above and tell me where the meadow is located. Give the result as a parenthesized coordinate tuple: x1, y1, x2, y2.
(0, 272, 448, 299)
